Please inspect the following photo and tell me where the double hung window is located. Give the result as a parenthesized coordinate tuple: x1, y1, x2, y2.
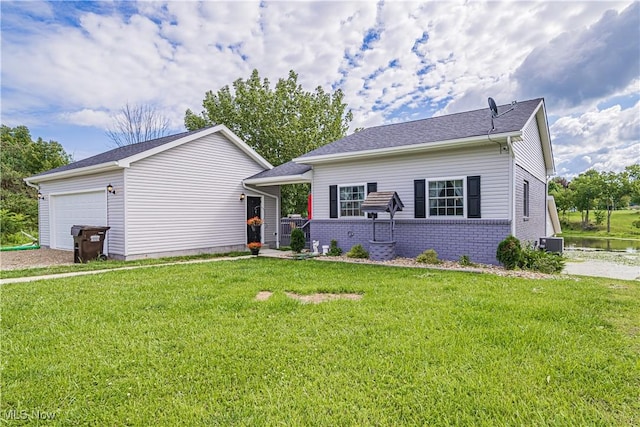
(428, 179, 464, 217)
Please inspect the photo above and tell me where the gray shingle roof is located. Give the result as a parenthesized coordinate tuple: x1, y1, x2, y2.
(246, 161, 311, 179)
(298, 98, 542, 159)
(31, 126, 215, 178)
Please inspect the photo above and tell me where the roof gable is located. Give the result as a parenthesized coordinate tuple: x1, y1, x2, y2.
(27, 125, 273, 183)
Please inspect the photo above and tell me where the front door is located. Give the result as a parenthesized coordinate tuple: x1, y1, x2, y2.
(247, 196, 262, 243)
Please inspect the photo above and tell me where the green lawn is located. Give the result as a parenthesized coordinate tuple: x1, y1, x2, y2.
(559, 209, 640, 239)
(0, 251, 250, 280)
(2, 258, 638, 425)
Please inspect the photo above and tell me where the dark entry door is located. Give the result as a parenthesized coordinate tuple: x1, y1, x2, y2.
(247, 196, 261, 243)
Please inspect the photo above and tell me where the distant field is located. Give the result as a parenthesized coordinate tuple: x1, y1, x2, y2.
(558, 209, 640, 239)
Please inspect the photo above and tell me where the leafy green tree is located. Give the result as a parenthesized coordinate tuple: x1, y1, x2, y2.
(598, 171, 630, 233)
(0, 125, 71, 242)
(548, 177, 573, 220)
(185, 69, 353, 215)
(625, 163, 640, 205)
(569, 169, 603, 228)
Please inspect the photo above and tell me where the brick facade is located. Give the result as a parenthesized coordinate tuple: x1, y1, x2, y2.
(310, 218, 511, 265)
(515, 165, 546, 245)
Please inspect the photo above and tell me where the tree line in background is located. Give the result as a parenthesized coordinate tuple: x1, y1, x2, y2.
(549, 164, 640, 233)
(0, 125, 72, 244)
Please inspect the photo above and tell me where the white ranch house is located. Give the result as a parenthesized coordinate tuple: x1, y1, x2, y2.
(26, 98, 561, 264)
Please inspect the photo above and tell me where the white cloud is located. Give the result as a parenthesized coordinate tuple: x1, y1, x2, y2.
(551, 100, 640, 176)
(0, 0, 637, 175)
(59, 109, 112, 128)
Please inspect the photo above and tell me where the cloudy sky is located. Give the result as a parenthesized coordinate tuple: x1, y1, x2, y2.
(1, 1, 638, 178)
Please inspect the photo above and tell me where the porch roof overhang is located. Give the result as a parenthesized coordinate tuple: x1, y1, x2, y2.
(243, 161, 312, 186)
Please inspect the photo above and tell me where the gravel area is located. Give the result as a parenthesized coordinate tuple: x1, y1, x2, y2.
(1, 248, 74, 270)
(303, 249, 639, 281)
(315, 255, 557, 279)
(2, 247, 637, 281)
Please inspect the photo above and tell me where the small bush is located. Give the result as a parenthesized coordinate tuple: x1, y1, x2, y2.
(290, 228, 306, 253)
(416, 249, 441, 264)
(632, 220, 640, 229)
(459, 255, 476, 267)
(327, 239, 343, 256)
(496, 235, 522, 270)
(521, 244, 566, 274)
(346, 244, 369, 259)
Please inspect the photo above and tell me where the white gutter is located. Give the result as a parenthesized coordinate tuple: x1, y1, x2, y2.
(242, 182, 280, 249)
(24, 180, 39, 191)
(243, 170, 313, 186)
(295, 131, 521, 165)
(24, 162, 121, 184)
(506, 136, 516, 236)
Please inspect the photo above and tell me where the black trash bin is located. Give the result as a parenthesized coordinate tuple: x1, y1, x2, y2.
(71, 225, 111, 263)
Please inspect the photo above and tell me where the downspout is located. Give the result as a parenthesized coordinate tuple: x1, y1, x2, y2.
(506, 136, 516, 236)
(24, 180, 42, 245)
(242, 182, 280, 249)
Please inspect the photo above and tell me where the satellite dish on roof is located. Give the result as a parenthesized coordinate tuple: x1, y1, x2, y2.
(487, 97, 517, 131)
(488, 97, 499, 118)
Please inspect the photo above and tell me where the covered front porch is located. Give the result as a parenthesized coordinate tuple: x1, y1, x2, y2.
(243, 161, 313, 249)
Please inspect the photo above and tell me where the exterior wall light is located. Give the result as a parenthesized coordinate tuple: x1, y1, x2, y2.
(240, 193, 246, 201)
(107, 184, 116, 194)
(37, 192, 44, 200)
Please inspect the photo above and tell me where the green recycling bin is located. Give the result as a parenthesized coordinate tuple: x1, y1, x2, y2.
(71, 225, 110, 263)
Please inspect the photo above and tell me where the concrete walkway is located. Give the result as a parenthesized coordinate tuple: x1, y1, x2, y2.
(562, 260, 639, 281)
(0, 255, 253, 285)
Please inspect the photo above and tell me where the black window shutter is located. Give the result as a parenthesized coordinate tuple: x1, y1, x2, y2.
(414, 179, 426, 218)
(367, 182, 377, 218)
(329, 185, 338, 218)
(467, 176, 481, 218)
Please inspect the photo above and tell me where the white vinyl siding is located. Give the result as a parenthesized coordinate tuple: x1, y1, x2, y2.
(513, 115, 546, 182)
(312, 144, 510, 220)
(125, 133, 268, 256)
(37, 170, 124, 255)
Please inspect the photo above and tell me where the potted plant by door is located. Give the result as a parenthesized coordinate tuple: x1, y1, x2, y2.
(247, 216, 263, 231)
(247, 241, 262, 256)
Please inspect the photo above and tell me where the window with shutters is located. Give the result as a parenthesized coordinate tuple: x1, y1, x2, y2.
(428, 179, 464, 217)
(339, 184, 366, 217)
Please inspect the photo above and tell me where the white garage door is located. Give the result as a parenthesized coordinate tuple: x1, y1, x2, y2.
(51, 191, 107, 250)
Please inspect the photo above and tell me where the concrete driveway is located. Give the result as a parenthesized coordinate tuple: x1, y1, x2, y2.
(563, 260, 639, 281)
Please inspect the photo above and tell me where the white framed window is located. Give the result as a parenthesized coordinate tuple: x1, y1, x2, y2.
(428, 178, 464, 217)
(339, 184, 366, 217)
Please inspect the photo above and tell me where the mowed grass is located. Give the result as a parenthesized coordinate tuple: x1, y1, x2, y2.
(559, 209, 640, 238)
(2, 258, 639, 426)
(0, 251, 250, 280)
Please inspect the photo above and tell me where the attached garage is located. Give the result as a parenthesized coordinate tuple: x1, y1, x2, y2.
(49, 190, 107, 250)
(26, 125, 280, 260)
